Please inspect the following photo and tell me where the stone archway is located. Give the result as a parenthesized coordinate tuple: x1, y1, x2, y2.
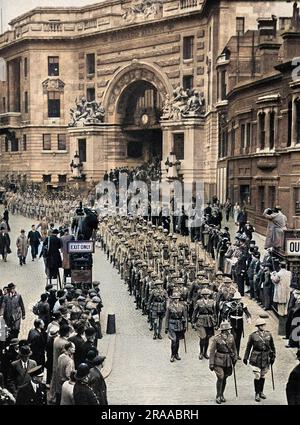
(103, 60, 172, 124)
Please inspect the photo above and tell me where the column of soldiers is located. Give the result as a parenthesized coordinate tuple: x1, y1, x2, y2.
(97, 214, 277, 403)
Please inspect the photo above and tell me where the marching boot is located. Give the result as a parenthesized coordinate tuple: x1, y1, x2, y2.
(203, 339, 209, 359)
(153, 334, 157, 340)
(254, 379, 261, 402)
(199, 339, 204, 360)
(220, 378, 227, 403)
(259, 378, 266, 399)
(158, 334, 162, 339)
(216, 379, 223, 404)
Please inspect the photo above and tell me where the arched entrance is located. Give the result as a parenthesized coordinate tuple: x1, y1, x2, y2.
(117, 79, 163, 162)
(102, 61, 172, 167)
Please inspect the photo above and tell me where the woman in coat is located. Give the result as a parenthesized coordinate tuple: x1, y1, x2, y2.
(16, 230, 29, 266)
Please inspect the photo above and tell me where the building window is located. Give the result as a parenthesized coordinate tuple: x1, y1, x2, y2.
(259, 112, 266, 149)
(269, 111, 275, 149)
(48, 92, 60, 118)
(43, 134, 51, 150)
(240, 185, 250, 205)
(183, 75, 194, 91)
(5, 137, 8, 152)
(287, 101, 292, 147)
(173, 133, 184, 160)
(24, 57, 28, 77)
(183, 36, 194, 60)
(2, 97, 5, 112)
(11, 138, 19, 152)
(294, 187, 300, 216)
(23, 134, 27, 151)
(57, 134, 66, 150)
(48, 56, 59, 76)
(42, 174, 51, 183)
(241, 124, 246, 152)
(268, 186, 276, 208)
(296, 101, 300, 144)
(87, 87, 95, 102)
(24, 91, 28, 113)
(86, 53, 95, 75)
(58, 174, 67, 183)
(220, 70, 227, 100)
(236, 17, 245, 37)
(246, 122, 251, 149)
(78, 138, 86, 163)
(231, 122, 235, 156)
(258, 186, 265, 212)
(221, 129, 228, 158)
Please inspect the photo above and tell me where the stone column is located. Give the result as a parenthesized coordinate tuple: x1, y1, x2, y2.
(292, 95, 298, 146)
(265, 108, 270, 151)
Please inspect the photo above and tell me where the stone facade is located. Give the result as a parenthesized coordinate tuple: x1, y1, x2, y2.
(0, 0, 291, 192)
(216, 4, 300, 232)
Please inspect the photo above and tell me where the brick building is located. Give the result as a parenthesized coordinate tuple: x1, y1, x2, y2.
(0, 0, 291, 196)
(216, 3, 300, 232)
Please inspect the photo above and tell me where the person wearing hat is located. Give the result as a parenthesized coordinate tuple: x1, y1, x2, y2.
(165, 293, 187, 362)
(45, 325, 59, 387)
(286, 349, 300, 405)
(7, 345, 37, 397)
(33, 293, 51, 328)
(88, 355, 108, 405)
(209, 321, 237, 404)
(82, 327, 97, 362)
(0, 338, 19, 388)
(243, 318, 276, 402)
(73, 363, 99, 405)
(16, 229, 29, 266)
(16, 365, 47, 405)
(69, 320, 86, 368)
(220, 292, 251, 359)
(49, 324, 71, 404)
(42, 228, 62, 282)
(148, 280, 168, 340)
(60, 227, 75, 283)
(192, 288, 216, 360)
(2, 283, 25, 340)
(271, 261, 292, 317)
(263, 206, 287, 250)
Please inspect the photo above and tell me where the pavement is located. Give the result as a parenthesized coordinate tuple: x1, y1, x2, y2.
(0, 213, 298, 405)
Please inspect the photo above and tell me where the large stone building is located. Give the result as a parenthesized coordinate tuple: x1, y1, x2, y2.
(0, 0, 291, 197)
(216, 3, 300, 232)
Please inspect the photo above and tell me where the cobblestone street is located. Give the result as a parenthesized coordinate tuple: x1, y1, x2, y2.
(0, 213, 298, 405)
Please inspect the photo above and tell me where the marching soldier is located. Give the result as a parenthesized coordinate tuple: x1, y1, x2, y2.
(243, 318, 276, 402)
(222, 291, 251, 358)
(148, 280, 168, 340)
(192, 288, 216, 360)
(209, 321, 237, 404)
(165, 293, 187, 362)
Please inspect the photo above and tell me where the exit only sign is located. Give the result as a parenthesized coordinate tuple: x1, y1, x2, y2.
(67, 240, 95, 254)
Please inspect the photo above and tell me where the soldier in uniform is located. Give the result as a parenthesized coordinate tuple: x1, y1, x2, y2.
(148, 280, 168, 340)
(209, 321, 237, 404)
(222, 291, 251, 358)
(243, 318, 276, 402)
(192, 288, 216, 360)
(165, 294, 187, 362)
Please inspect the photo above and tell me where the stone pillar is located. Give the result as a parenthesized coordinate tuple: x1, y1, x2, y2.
(265, 108, 270, 151)
(292, 95, 298, 146)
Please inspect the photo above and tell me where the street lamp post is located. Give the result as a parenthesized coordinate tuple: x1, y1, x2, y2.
(165, 151, 181, 234)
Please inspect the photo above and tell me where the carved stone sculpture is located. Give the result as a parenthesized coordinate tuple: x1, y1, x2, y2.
(69, 97, 105, 127)
(123, 0, 162, 22)
(161, 86, 205, 120)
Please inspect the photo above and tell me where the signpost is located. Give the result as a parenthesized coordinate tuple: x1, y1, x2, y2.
(68, 240, 95, 288)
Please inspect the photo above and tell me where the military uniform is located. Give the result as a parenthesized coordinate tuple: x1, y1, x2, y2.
(148, 281, 167, 339)
(192, 290, 216, 359)
(243, 318, 276, 401)
(209, 322, 237, 404)
(165, 296, 187, 362)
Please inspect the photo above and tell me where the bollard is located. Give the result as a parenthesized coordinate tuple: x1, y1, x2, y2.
(106, 314, 116, 334)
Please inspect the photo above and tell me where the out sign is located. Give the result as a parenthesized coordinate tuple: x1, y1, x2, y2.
(286, 239, 300, 256)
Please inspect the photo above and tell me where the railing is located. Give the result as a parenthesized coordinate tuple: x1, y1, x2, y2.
(180, 0, 198, 9)
(43, 23, 63, 32)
